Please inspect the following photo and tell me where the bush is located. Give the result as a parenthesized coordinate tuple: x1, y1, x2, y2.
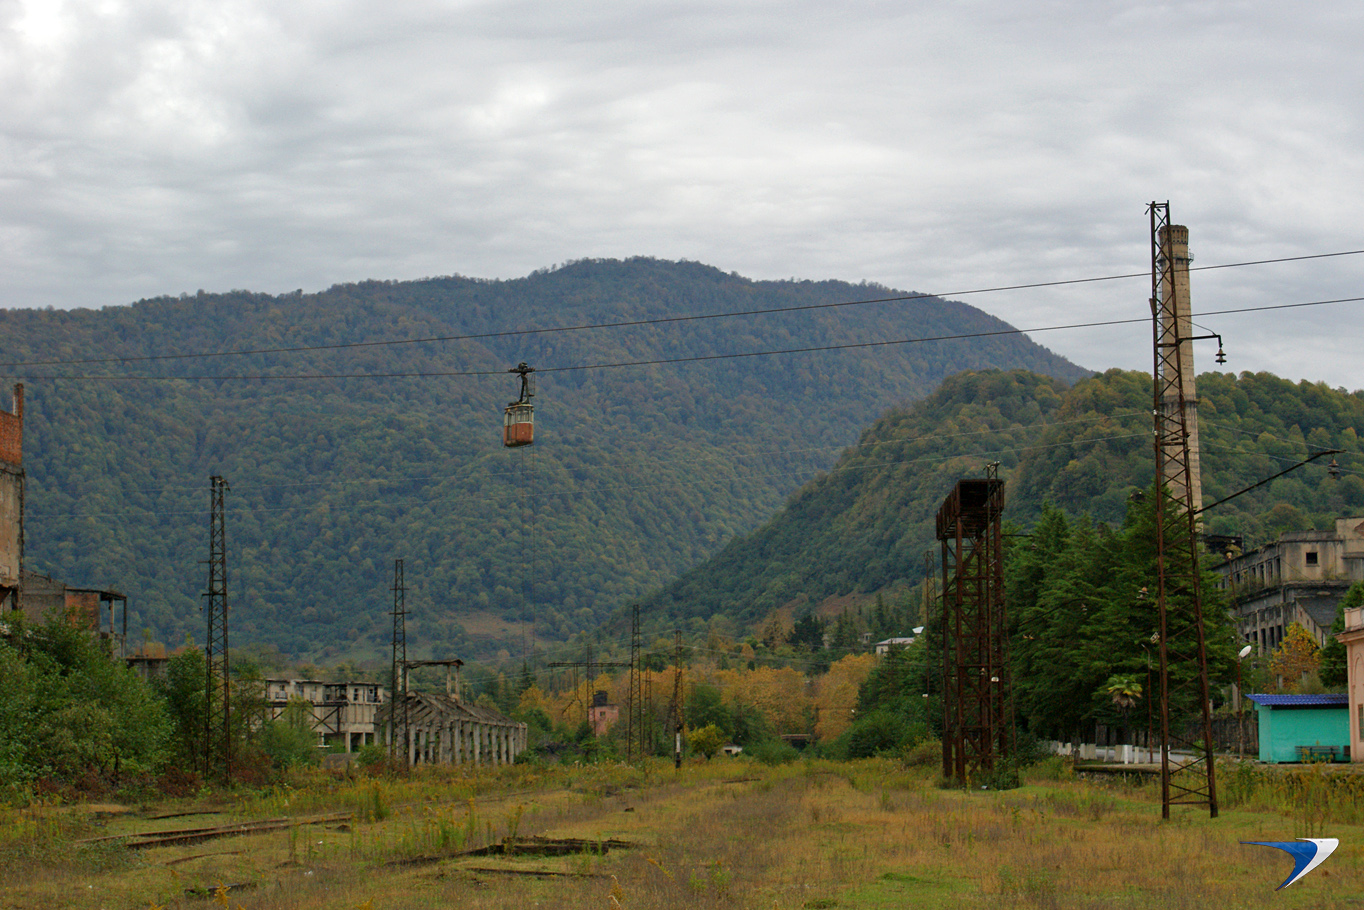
(746, 739, 799, 766)
(901, 739, 941, 768)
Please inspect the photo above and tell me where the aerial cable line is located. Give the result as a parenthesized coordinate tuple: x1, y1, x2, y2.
(14, 295, 1364, 383)
(3, 248, 1362, 370)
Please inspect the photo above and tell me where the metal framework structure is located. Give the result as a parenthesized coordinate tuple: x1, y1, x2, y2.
(203, 475, 231, 782)
(936, 472, 1009, 785)
(1149, 202, 1218, 818)
(389, 558, 409, 766)
(627, 604, 644, 760)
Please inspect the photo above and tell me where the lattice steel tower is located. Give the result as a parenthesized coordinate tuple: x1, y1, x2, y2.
(389, 558, 409, 766)
(203, 475, 231, 782)
(627, 604, 643, 761)
(1149, 202, 1218, 819)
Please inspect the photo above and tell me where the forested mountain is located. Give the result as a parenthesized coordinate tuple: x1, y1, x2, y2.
(646, 368, 1364, 630)
(0, 258, 1085, 662)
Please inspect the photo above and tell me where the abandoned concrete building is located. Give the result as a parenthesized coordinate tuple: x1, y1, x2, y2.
(0, 385, 23, 616)
(383, 692, 528, 765)
(379, 662, 527, 765)
(589, 690, 619, 736)
(1214, 517, 1364, 652)
(266, 678, 388, 752)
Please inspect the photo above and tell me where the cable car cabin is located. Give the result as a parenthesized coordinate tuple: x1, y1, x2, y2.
(503, 401, 534, 447)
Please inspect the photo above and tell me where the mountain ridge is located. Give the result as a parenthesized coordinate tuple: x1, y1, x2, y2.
(0, 258, 1087, 661)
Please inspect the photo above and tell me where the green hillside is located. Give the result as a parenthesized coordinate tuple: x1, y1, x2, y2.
(0, 258, 1086, 661)
(645, 367, 1364, 630)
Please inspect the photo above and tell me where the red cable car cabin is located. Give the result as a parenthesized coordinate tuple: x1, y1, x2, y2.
(503, 362, 535, 447)
(503, 401, 533, 447)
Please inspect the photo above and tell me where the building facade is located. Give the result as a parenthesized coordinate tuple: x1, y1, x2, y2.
(1336, 604, 1364, 763)
(1214, 518, 1364, 651)
(266, 678, 388, 752)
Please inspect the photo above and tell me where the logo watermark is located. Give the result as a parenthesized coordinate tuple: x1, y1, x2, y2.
(1240, 838, 1339, 890)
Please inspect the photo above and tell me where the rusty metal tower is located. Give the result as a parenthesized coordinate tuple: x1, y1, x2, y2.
(627, 604, 644, 760)
(1149, 202, 1218, 819)
(936, 469, 1010, 785)
(202, 475, 231, 783)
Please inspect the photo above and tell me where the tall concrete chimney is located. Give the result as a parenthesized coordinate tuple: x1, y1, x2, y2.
(1156, 225, 1203, 513)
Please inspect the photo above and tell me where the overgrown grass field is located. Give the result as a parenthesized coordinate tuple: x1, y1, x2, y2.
(2, 756, 1362, 909)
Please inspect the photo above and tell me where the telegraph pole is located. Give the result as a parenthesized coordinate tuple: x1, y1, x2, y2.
(389, 559, 408, 767)
(671, 631, 685, 769)
(203, 475, 231, 783)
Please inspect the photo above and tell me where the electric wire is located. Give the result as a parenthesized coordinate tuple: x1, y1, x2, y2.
(3, 247, 1361, 371)
(11, 295, 1361, 383)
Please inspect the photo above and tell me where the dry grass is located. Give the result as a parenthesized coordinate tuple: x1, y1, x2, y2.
(1, 758, 1362, 909)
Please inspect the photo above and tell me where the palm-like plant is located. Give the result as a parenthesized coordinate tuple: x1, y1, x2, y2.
(1102, 673, 1143, 743)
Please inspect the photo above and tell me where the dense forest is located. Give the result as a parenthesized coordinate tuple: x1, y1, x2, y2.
(644, 367, 1364, 632)
(0, 258, 1085, 662)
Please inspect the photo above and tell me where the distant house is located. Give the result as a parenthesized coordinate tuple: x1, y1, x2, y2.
(874, 637, 918, 657)
(589, 690, 619, 736)
(1246, 694, 1349, 763)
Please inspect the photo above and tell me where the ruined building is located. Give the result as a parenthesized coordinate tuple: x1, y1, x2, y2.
(266, 679, 388, 753)
(1215, 518, 1364, 651)
(380, 662, 527, 765)
(0, 384, 23, 615)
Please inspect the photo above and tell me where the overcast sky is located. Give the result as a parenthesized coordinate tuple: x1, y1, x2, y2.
(3, 0, 1362, 389)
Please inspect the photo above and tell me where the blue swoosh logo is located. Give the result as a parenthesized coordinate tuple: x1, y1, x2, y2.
(1240, 838, 1339, 890)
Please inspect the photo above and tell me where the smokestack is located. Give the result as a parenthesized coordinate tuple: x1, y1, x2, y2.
(1156, 224, 1203, 513)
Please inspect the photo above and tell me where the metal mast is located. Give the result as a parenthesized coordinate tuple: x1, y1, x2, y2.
(628, 604, 643, 761)
(671, 630, 685, 769)
(937, 471, 1009, 785)
(1149, 202, 1218, 819)
(389, 558, 409, 767)
(203, 475, 231, 783)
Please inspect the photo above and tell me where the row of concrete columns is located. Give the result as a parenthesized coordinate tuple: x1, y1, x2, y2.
(388, 719, 528, 766)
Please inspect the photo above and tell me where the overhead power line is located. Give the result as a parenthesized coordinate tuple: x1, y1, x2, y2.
(2, 248, 1361, 370)
(11, 295, 1364, 383)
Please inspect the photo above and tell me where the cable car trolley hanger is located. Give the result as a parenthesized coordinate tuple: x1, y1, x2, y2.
(503, 362, 536, 447)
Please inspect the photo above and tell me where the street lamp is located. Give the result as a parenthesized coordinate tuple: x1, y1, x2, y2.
(1237, 643, 1253, 759)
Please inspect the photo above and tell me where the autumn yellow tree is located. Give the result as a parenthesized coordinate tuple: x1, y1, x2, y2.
(1270, 622, 1321, 692)
(712, 666, 808, 733)
(813, 653, 877, 741)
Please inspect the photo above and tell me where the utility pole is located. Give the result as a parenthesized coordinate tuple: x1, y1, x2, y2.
(1149, 202, 1218, 819)
(671, 630, 685, 769)
(389, 559, 408, 768)
(202, 475, 231, 784)
(628, 605, 643, 760)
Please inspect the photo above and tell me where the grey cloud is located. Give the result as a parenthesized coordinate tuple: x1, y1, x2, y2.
(1, 0, 1362, 388)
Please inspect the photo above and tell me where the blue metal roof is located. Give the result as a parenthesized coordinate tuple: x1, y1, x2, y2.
(1247, 694, 1348, 707)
